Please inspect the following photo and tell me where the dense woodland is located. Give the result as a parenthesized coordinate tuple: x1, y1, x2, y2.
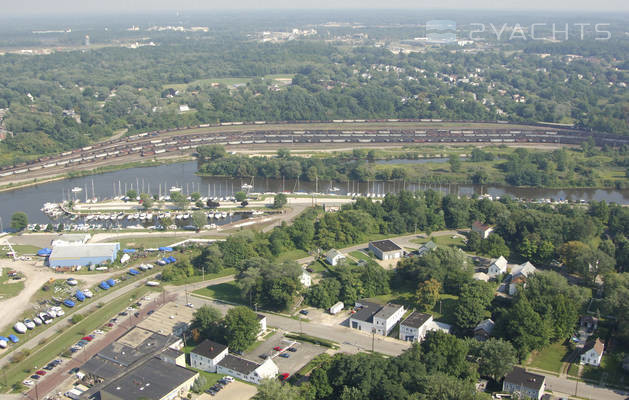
(0, 12, 628, 166)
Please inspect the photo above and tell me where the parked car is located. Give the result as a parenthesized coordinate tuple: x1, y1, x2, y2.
(30, 375, 40, 380)
(35, 370, 46, 376)
(279, 353, 290, 358)
(299, 310, 309, 315)
(147, 310, 155, 315)
(22, 380, 34, 386)
(279, 373, 290, 381)
(288, 347, 297, 352)
(273, 346, 283, 351)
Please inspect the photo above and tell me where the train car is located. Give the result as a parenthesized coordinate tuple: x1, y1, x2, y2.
(57, 160, 69, 166)
(61, 151, 72, 156)
(199, 124, 210, 128)
(82, 146, 93, 151)
(150, 139, 162, 144)
(43, 162, 57, 168)
(141, 150, 155, 156)
(0, 171, 15, 177)
(14, 168, 28, 174)
(28, 165, 43, 171)
(254, 121, 266, 125)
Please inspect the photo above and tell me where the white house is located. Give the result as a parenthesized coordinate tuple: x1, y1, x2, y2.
(580, 338, 604, 367)
(300, 271, 312, 288)
(368, 240, 403, 260)
(488, 256, 508, 277)
(349, 301, 405, 336)
(216, 355, 278, 384)
(472, 221, 494, 239)
(399, 311, 433, 342)
(325, 249, 346, 266)
(190, 339, 228, 373)
(503, 367, 546, 400)
(257, 314, 267, 337)
(508, 261, 537, 295)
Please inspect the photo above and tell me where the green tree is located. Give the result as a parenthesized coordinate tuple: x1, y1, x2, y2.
(191, 305, 223, 339)
(277, 148, 291, 158)
(421, 330, 472, 379)
(253, 379, 303, 400)
(193, 244, 224, 273)
(416, 279, 441, 311)
(140, 193, 153, 209)
(273, 193, 288, 209)
(170, 191, 188, 209)
(449, 154, 462, 173)
(468, 338, 517, 382)
(10, 212, 28, 231)
(454, 281, 494, 330)
(224, 306, 260, 352)
(126, 189, 138, 199)
(235, 191, 247, 202)
(191, 210, 207, 231)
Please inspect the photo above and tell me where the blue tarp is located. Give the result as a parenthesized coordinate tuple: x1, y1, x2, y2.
(75, 291, 85, 302)
(128, 269, 139, 275)
(106, 279, 115, 286)
(37, 248, 52, 256)
(99, 281, 110, 290)
(162, 258, 171, 264)
(122, 249, 137, 253)
(8, 335, 18, 343)
(63, 299, 75, 308)
(168, 256, 176, 263)
(159, 247, 173, 252)
(0, 336, 9, 342)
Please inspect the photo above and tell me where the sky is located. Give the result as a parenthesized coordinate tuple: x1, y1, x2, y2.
(3, 0, 629, 15)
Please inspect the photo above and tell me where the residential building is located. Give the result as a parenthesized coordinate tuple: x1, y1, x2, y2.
(580, 338, 604, 366)
(472, 221, 494, 239)
(474, 319, 495, 341)
(487, 256, 508, 277)
(190, 339, 228, 373)
(325, 249, 346, 266)
(349, 301, 405, 336)
(257, 314, 267, 336)
(369, 240, 403, 260)
(99, 357, 198, 400)
(416, 240, 437, 257)
(216, 354, 278, 384)
(580, 315, 599, 332)
(508, 261, 536, 295)
(502, 367, 546, 400)
(399, 311, 433, 342)
(48, 242, 120, 268)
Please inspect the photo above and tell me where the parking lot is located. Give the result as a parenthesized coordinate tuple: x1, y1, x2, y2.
(198, 380, 257, 400)
(245, 331, 327, 375)
(297, 307, 351, 327)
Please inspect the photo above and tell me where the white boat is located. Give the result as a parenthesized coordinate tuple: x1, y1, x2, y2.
(146, 281, 160, 287)
(14, 322, 27, 334)
(71, 187, 83, 193)
(24, 319, 36, 330)
(33, 317, 43, 326)
(241, 183, 253, 190)
(83, 289, 93, 298)
(329, 186, 340, 192)
(0, 340, 6, 349)
(55, 309, 65, 317)
(39, 313, 52, 324)
(207, 213, 214, 219)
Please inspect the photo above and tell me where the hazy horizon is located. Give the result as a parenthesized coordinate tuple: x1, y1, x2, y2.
(3, 0, 629, 16)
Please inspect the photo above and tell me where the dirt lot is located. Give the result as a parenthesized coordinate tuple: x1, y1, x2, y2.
(197, 380, 257, 400)
(298, 307, 351, 327)
(245, 331, 327, 376)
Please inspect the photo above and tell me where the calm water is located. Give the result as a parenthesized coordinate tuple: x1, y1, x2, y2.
(1, 160, 628, 226)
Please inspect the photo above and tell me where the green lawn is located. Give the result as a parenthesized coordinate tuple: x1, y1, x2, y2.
(8, 245, 41, 255)
(193, 282, 244, 304)
(582, 352, 629, 386)
(1, 286, 153, 392)
(191, 370, 227, 393)
(526, 341, 571, 373)
(567, 362, 580, 377)
(117, 236, 190, 249)
(431, 294, 459, 325)
(275, 249, 309, 262)
(167, 268, 236, 286)
(349, 250, 371, 261)
(307, 260, 330, 274)
(0, 280, 24, 299)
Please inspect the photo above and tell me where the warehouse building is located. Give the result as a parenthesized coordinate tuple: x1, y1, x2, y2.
(368, 240, 403, 260)
(47, 242, 120, 267)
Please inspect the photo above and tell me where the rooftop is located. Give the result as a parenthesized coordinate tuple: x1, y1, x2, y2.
(374, 304, 404, 320)
(191, 339, 228, 360)
(370, 239, 402, 253)
(472, 221, 492, 231)
(583, 338, 604, 355)
(97, 328, 176, 367)
(81, 356, 125, 380)
(218, 354, 260, 375)
(504, 367, 545, 391)
(400, 311, 432, 328)
(137, 302, 195, 336)
(101, 357, 197, 400)
(49, 242, 119, 259)
(351, 301, 382, 323)
(326, 249, 344, 259)
(52, 233, 91, 244)
(474, 319, 495, 334)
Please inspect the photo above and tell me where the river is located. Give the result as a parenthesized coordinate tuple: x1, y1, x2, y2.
(1, 160, 628, 227)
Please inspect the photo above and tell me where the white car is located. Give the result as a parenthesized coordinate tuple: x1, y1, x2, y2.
(186, 303, 194, 308)
(22, 380, 34, 386)
(33, 317, 43, 326)
(23, 319, 36, 330)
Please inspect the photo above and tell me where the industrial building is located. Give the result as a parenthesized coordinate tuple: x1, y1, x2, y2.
(368, 240, 403, 260)
(47, 242, 120, 267)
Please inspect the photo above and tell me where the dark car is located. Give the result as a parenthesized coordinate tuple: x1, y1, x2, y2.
(306, 268, 313, 273)
(279, 353, 290, 358)
(30, 375, 40, 380)
(299, 310, 309, 315)
(134, 312, 140, 318)
(259, 354, 268, 359)
(147, 310, 155, 315)
(119, 311, 128, 316)
(288, 347, 297, 352)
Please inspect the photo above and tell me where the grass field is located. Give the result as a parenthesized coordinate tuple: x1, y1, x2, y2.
(193, 282, 244, 304)
(163, 74, 295, 91)
(167, 268, 236, 286)
(116, 236, 192, 249)
(8, 245, 41, 255)
(349, 250, 371, 261)
(0, 270, 24, 299)
(526, 340, 571, 373)
(1, 286, 154, 392)
(275, 249, 309, 262)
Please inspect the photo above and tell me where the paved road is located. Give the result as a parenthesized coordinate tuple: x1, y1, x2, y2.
(538, 370, 629, 400)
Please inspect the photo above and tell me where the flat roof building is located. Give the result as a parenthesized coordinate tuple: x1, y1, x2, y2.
(369, 240, 403, 260)
(137, 302, 195, 337)
(349, 300, 405, 336)
(399, 311, 433, 342)
(48, 242, 119, 268)
(502, 367, 546, 400)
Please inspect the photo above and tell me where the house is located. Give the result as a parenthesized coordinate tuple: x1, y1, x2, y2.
(580, 338, 604, 366)
(300, 271, 312, 288)
(399, 311, 433, 342)
(580, 315, 598, 332)
(502, 367, 546, 400)
(325, 249, 346, 266)
(472, 221, 494, 239)
(508, 261, 536, 295)
(369, 240, 403, 260)
(216, 354, 278, 384)
(416, 240, 437, 257)
(48, 243, 120, 268)
(257, 314, 267, 336)
(99, 357, 198, 400)
(474, 319, 495, 341)
(349, 301, 405, 336)
(190, 339, 228, 373)
(473, 272, 490, 282)
(487, 256, 508, 277)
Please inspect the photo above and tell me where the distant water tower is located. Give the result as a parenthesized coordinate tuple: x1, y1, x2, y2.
(84, 35, 90, 46)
